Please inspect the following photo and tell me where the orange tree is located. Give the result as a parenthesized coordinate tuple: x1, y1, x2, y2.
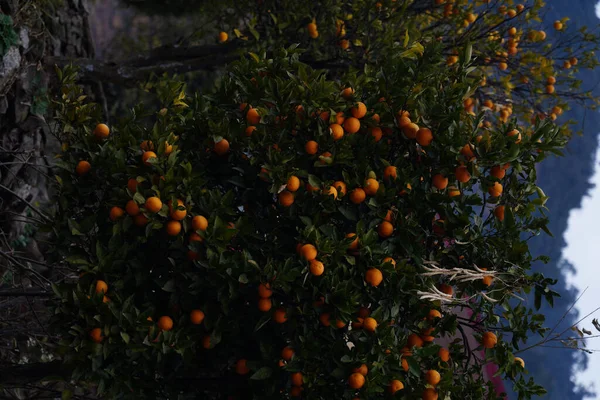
(47, 27, 570, 397)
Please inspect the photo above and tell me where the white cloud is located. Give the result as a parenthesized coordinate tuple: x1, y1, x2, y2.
(597, 1, 600, 19)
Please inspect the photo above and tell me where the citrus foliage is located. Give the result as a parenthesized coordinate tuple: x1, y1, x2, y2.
(48, 24, 568, 397)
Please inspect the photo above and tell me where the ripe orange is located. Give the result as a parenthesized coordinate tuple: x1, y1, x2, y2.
(346, 233, 359, 250)
(192, 215, 208, 231)
(363, 317, 378, 332)
(432, 174, 448, 190)
(426, 370, 441, 386)
(389, 380, 404, 394)
(335, 319, 347, 329)
(455, 166, 470, 183)
(291, 372, 303, 387)
(168, 199, 186, 220)
(246, 108, 260, 125)
(343, 117, 360, 134)
(323, 186, 338, 199)
(134, 214, 149, 227)
(546, 84, 555, 94)
(258, 283, 272, 298)
(407, 333, 424, 348)
(189, 233, 203, 243)
(125, 200, 140, 216)
(90, 328, 103, 343)
(423, 388, 439, 400)
(448, 186, 460, 197)
(438, 283, 453, 295)
(93, 123, 110, 139)
(341, 87, 354, 99)
(514, 357, 525, 368)
(245, 126, 256, 136)
(494, 205, 505, 221)
(95, 280, 108, 294)
(218, 31, 228, 43)
(335, 111, 345, 125)
(488, 182, 503, 197)
(365, 268, 383, 287)
(202, 335, 212, 349)
(378, 221, 393, 238)
(460, 143, 476, 160)
(369, 126, 383, 142)
(401, 358, 409, 371)
(364, 178, 379, 195)
(416, 127, 433, 146)
(428, 309, 442, 320)
(384, 209, 394, 222)
(348, 372, 365, 389)
(351, 102, 367, 119)
(371, 113, 380, 123)
(329, 123, 344, 140)
(570, 57, 578, 66)
(190, 309, 205, 325)
(166, 220, 181, 236)
(554, 20, 563, 30)
(273, 308, 287, 323)
(258, 297, 272, 312)
(127, 178, 138, 193)
(157, 316, 173, 331)
(300, 244, 317, 261)
(333, 181, 347, 197)
(290, 386, 303, 397)
(76, 160, 91, 176)
(403, 123, 419, 139)
(282, 346, 295, 361)
(109, 206, 124, 221)
(142, 151, 157, 166)
(145, 197, 162, 213)
(353, 364, 368, 376)
(278, 191, 294, 207)
(319, 313, 331, 327)
(214, 139, 230, 156)
(307, 22, 318, 38)
(384, 166, 397, 180)
(382, 257, 396, 267)
(490, 166, 506, 179)
(309, 259, 325, 276)
(235, 359, 250, 375)
(349, 188, 366, 204)
(482, 270, 493, 287)
(482, 331, 497, 348)
(507, 129, 522, 143)
(439, 347, 450, 362)
(305, 140, 318, 155)
(140, 140, 154, 151)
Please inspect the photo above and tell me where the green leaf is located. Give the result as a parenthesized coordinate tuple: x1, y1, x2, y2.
(250, 367, 272, 380)
(120, 332, 130, 344)
(162, 280, 176, 292)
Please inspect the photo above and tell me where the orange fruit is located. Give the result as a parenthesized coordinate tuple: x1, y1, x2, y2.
(382, 257, 396, 267)
(291, 372, 303, 387)
(490, 166, 506, 179)
(448, 186, 460, 197)
(140, 140, 154, 151)
(102, 295, 110, 303)
(349, 188, 366, 204)
(245, 126, 256, 136)
(482, 331, 497, 349)
(258, 283, 272, 298)
(319, 313, 331, 327)
(438, 283, 453, 295)
(455, 166, 470, 183)
(76, 160, 91, 176)
(351, 102, 367, 119)
(428, 309, 442, 320)
(397, 116, 411, 128)
(335, 111, 345, 125)
(508, 27, 517, 36)
(202, 335, 212, 349)
(432, 174, 448, 190)
(145, 197, 162, 213)
(335, 319, 347, 329)
(168, 199, 187, 220)
(494, 205, 505, 221)
(343, 117, 360, 134)
(407, 333, 424, 348)
(358, 307, 370, 318)
(460, 143, 475, 160)
(547, 76, 556, 85)
(423, 388, 439, 400)
(90, 328, 103, 343)
(439, 347, 450, 362)
(403, 123, 419, 139)
(329, 123, 344, 140)
(127, 178, 138, 193)
(164, 143, 173, 155)
(348, 373, 365, 389)
(570, 57, 578, 66)
(333, 181, 347, 197)
(190, 310, 205, 325)
(309, 259, 325, 276)
(166, 220, 181, 236)
(482, 271, 493, 286)
(142, 151, 157, 166)
(258, 298, 272, 312)
(426, 370, 441, 386)
(157, 316, 173, 331)
(384, 209, 394, 222)
(507, 129, 522, 143)
(278, 191, 294, 207)
(218, 31, 228, 43)
(416, 128, 433, 146)
(189, 233, 203, 243)
(363, 317, 378, 332)
(346, 233, 359, 250)
(365, 268, 383, 287)
(307, 22, 318, 38)
(401, 358, 409, 371)
(95, 280, 108, 294)
(369, 126, 383, 142)
(384, 166, 397, 180)
(246, 108, 260, 125)
(514, 357, 525, 368)
(305, 140, 318, 155)
(353, 364, 368, 376)
(109, 206, 124, 221)
(126, 200, 140, 216)
(134, 214, 149, 227)
(554, 21, 563, 30)
(546, 84, 555, 94)
(93, 123, 110, 139)
(273, 308, 287, 323)
(378, 221, 393, 238)
(364, 178, 379, 195)
(389, 380, 404, 394)
(290, 386, 303, 397)
(214, 139, 230, 155)
(192, 215, 208, 231)
(300, 244, 317, 261)
(324, 186, 338, 199)
(282, 346, 295, 361)
(235, 359, 250, 375)
(488, 182, 503, 197)
(341, 87, 354, 99)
